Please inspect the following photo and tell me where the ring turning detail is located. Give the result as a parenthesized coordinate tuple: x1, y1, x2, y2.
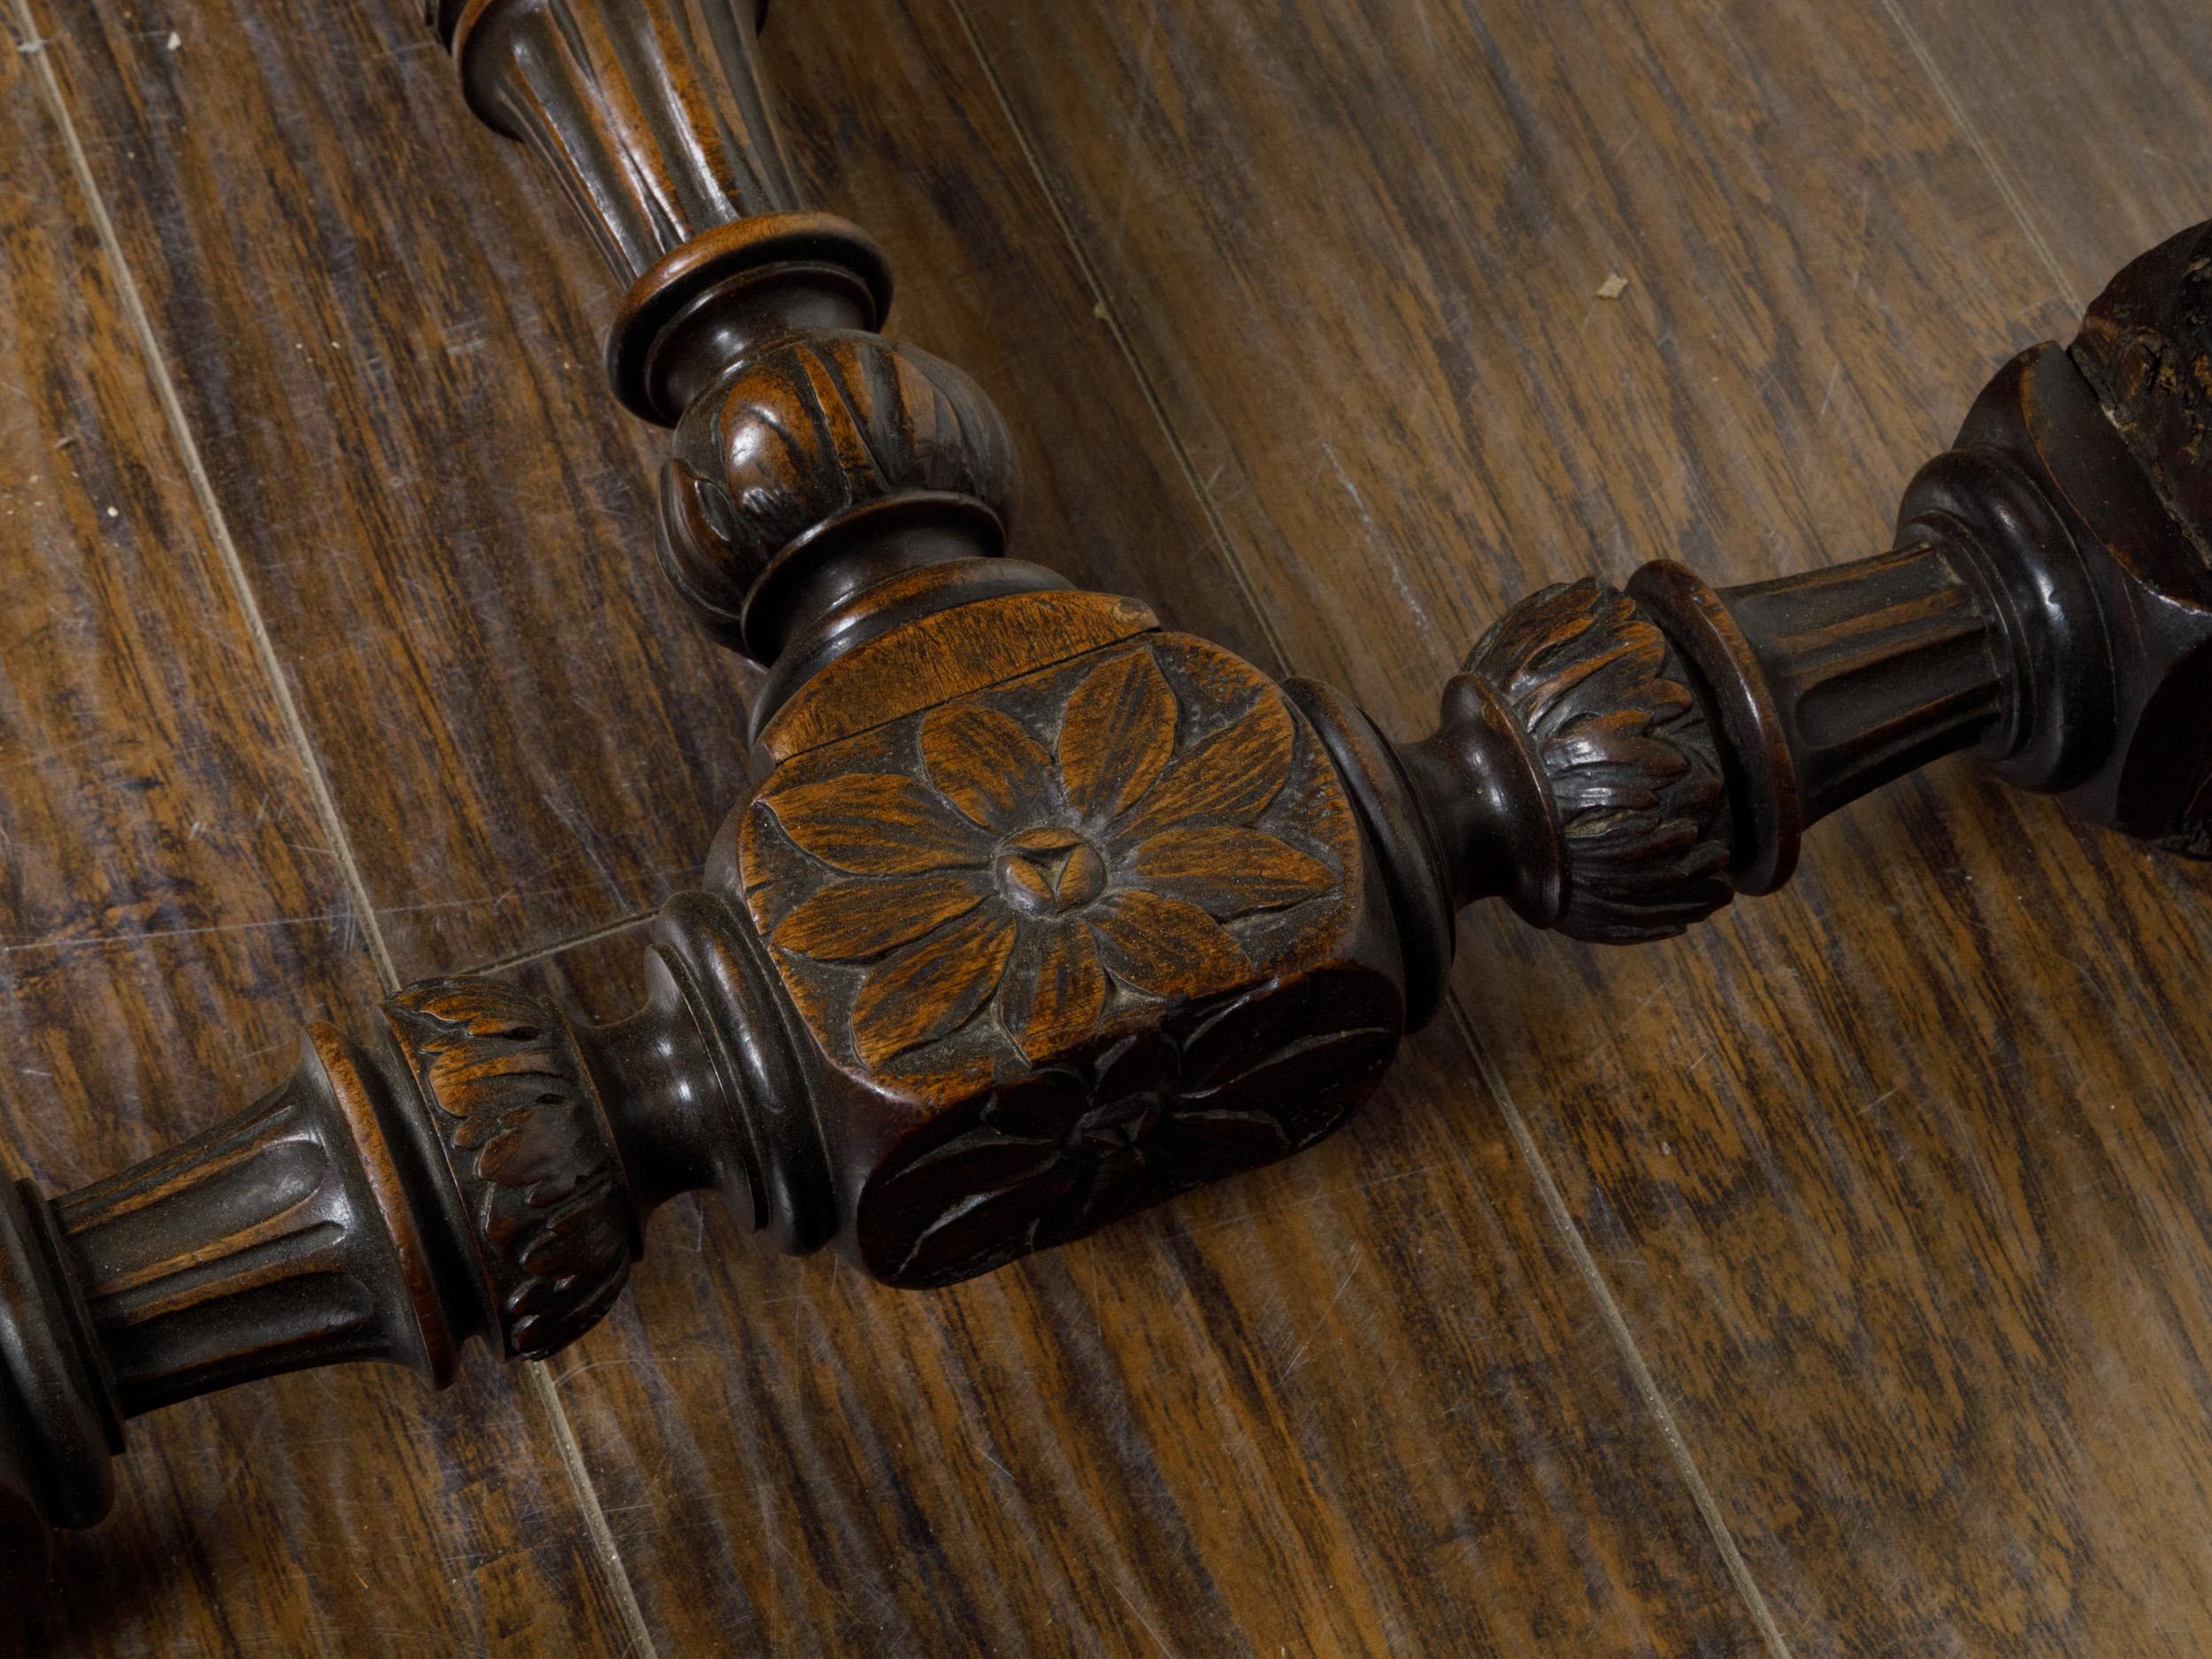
(3, 0, 2209, 1581)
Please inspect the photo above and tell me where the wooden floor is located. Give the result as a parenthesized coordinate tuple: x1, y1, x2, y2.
(3, 0, 2210, 1653)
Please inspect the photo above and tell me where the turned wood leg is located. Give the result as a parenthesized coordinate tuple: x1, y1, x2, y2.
(3, 0, 2208, 1579)
(1296, 274, 2212, 1018)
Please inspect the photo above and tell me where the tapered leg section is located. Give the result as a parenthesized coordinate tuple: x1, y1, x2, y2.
(1295, 227, 2212, 1027)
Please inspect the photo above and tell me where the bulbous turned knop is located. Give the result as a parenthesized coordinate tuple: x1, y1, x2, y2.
(659, 330, 1018, 659)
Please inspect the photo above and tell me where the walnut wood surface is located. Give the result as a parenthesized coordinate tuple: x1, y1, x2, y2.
(0, 29, 625, 1658)
(7, 1, 2212, 1656)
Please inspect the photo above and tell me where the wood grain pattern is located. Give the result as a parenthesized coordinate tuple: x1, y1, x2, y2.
(0, 31, 624, 1657)
(26, 0, 1274, 977)
(23, 0, 756, 974)
(12, 0, 2212, 1652)
(967, 0, 2212, 1653)
(518, 930, 1764, 1658)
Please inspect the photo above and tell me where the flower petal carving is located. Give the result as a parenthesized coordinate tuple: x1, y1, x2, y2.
(1086, 888, 1249, 998)
(1069, 1153, 1146, 1236)
(774, 873, 987, 962)
(1179, 966, 1311, 1089)
(851, 909, 1018, 1067)
(980, 1069, 1092, 1140)
(997, 924, 1110, 1062)
(1126, 826, 1335, 918)
(876, 1127, 1063, 1197)
(1188, 1028, 1400, 1151)
(1116, 690, 1294, 843)
(922, 705, 1057, 833)
(768, 772, 987, 874)
(749, 638, 1354, 1087)
(856, 967, 1403, 1287)
(1058, 650, 1178, 820)
(896, 1167, 1081, 1279)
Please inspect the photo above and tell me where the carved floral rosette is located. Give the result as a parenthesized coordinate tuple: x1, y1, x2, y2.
(858, 967, 1401, 1285)
(736, 634, 1403, 1284)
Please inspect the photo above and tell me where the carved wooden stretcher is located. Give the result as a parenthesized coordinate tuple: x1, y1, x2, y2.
(4, 0, 2208, 1578)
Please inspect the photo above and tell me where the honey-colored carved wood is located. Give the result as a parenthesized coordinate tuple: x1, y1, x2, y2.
(4, 0, 2211, 1648)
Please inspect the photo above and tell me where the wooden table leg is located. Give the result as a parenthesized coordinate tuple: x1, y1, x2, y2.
(3, 0, 2207, 1583)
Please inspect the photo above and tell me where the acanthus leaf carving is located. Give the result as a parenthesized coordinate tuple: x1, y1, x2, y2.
(1463, 578, 1734, 941)
(382, 981, 634, 1360)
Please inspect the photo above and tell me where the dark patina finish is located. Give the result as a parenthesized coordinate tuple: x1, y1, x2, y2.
(1, 0, 2208, 1580)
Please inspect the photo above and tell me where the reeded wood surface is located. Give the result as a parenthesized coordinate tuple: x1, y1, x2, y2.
(5, 0, 2211, 1654)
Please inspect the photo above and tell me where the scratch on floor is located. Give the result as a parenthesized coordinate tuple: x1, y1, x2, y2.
(1278, 1242, 1363, 1381)
(1880, 0, 2081, 312)
(1319, 439, 1430, 631)
(1816, 362, 1845, 426)
(1111, 1577, 1177, 1659)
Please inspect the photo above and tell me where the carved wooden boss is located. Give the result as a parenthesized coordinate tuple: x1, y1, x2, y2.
(4, 0, 2210, 1575)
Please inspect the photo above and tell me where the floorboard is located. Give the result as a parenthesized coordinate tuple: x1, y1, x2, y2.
(0, 27, 626, 1657)
(964, 1, 2212, 1652)
(8, 0, 2212, 1652)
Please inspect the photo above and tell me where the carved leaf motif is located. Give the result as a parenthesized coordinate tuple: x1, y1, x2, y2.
(1116, 691, 1294, 843)
(1465, 578, 1732, 941)
(895, 1167, 1082, 1278)
(1126, 826, 1335, 918)
(1148, 1109, 1291, 1191)
(860, 968, 1402, 1287)
(1058, 649, 1177, 820)
(849, 909, 1018, 1067)
(695, 334, 1016, 593)
(768, 772, 987, 874)
(382, 981, 631, 1361)
(774, 873, 985, 962)
(1085, 889, 1249, 998)
(997, 924, 1110, 1062)
(921, 705, 1055, 833)
(887, 1120, 1069, 1194)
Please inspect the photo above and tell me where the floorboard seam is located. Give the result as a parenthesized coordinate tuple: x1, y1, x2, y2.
(1448, 1001, 1797, 1659)
(1880, 0, 2082, 311)
(943, 6, 1796, 1649)
(532, 1362, 661, 1657)
(942, 0, 1298, 685)
(15, 14, 661, 1655)
(12, 2, 397, 994)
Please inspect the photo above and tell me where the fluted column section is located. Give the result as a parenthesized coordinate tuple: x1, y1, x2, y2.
(52, 1031, 452, 1415)
(1712, 543, 2009, 827)
(448, 0, 794, 279)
